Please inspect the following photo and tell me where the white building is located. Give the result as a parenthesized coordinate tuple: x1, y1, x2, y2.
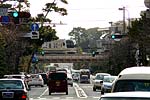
(42, 39, 67, 49)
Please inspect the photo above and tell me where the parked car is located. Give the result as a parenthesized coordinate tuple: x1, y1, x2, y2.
(28, 74, 44, 87)
(48, 72, 68, 95)
(0, 78, 30, 100)
(101, 75, 117, 94)
(111, 66, 150, 93)
(99, 92, 150, 100)
(93, 73, 111, 91)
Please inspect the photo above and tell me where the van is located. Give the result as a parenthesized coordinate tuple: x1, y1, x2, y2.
(48, 72, 68, 95)
(111, 66, 150, 92)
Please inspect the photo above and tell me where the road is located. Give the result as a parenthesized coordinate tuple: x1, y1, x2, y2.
(29, 81, 101, 100)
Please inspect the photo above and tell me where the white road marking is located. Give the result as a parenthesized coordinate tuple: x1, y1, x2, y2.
(73, 83, 88, 98)
(37, 87, 48, 98)
(93, 96, 100, 99)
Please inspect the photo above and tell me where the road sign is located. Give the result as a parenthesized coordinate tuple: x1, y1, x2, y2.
(1, 16, 10, 24)
(0, 8, 8, 16)
(31, 31, 39, 39)
(31, 23, 39, 31)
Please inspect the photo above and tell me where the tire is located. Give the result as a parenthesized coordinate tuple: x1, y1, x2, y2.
(66, 91, 68, 95)
(93, 87, 96, 91)
(49, 91, 51, 95)
(70, 84, 73, 87)
(101, 90, 104, 95)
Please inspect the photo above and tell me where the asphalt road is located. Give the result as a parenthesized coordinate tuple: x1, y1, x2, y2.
(29, 81, 101, 100)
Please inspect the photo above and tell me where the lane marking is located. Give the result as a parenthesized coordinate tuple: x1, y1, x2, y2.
(73, 83, 88, 98)
(37, 87, 48, 98)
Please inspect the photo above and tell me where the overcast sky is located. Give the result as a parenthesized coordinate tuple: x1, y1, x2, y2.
(29, 0, 147, 39)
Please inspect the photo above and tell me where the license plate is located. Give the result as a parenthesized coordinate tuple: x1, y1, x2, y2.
(2, 92, 14, 98)
(56, 81, 60, 86)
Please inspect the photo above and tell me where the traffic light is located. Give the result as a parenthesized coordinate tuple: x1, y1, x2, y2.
(92, 51, 96, 57)
(41, 51, 45, 56)
(9, 11, 31, 24)
(11, 11, 19, 24)
(31, 31, 39, 39)
(19, 12, 31, 18)
(111, 34, 123, 39)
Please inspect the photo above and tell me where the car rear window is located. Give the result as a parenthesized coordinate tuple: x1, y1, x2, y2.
(114, 80, 150, 92)
(49, 73, 67, 80)
(0, 80, 23, 89)
(40, 74, 47, 79)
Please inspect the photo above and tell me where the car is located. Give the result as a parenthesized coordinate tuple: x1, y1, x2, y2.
(101, 75, 117, 94)
(38, 73, 48, 84)
(48, 72, 68, 95)
(0, 78, 30, 100)
(111, 66, 150, 92)
(99, 92, 150, 100)
(28, 74, 44, 87)
(92, 73, 111, 91)
(67, 73, 73, 86)
(4, 74, 26, 81)
(72, 73, 80, 82)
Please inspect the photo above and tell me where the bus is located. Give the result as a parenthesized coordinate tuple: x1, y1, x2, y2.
(79, 69, 90, 83)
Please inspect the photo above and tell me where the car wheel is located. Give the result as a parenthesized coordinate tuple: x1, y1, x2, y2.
(49, 91, 51, 95)
(93, 87, 96, 91)
(101, 90, 104, 95)
(66, 91, 68, 95)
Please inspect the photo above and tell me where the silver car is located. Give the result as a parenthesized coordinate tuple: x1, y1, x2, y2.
(93, 73, 111, 91)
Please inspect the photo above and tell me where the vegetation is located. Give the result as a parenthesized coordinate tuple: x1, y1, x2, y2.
(0, 0, 68, 76)
(69, 12, 150, 75)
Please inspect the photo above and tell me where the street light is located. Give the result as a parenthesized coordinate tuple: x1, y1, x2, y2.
(118, 6, 126, 34)
(118, 6, 131, 34)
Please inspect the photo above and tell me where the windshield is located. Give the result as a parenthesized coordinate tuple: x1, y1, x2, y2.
(114, 80, 150, 92)
(95, 75, 109, 80)
(49, 73, 67, 80)
(100, 97, 150, 100)
(0, 80, 23, 89)
(103, 76, 117, 83)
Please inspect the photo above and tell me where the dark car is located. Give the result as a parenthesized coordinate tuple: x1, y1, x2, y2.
(39, 73, 48, 84)
(48, 72, 68, 95)
(0, 78, 30, 100)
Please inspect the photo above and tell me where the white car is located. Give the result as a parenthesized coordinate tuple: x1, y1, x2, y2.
(28, 74, 44, 87)
(93, 73, 111, 91)
(67, 73, 73, 86)
(99, 92, 150, 100)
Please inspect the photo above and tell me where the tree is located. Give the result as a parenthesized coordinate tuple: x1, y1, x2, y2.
(0, 33, 6, 77)
(128, 12, 150, 66)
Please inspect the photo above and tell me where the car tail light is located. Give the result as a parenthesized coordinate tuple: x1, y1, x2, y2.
(39, 78, 43, 81)
(21, 95, 27, 99)
(21, 92, 27, 99)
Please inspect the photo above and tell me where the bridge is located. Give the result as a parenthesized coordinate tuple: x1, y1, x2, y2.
(37, 54, 107, 63)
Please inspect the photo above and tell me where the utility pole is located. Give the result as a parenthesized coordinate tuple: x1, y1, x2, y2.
(119, 6, 126, 34)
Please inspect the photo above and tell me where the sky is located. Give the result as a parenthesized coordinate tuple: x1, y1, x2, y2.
(8, 0, 148, 39)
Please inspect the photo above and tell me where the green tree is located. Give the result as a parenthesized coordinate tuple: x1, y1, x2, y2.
(0, 33, 6, 77)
